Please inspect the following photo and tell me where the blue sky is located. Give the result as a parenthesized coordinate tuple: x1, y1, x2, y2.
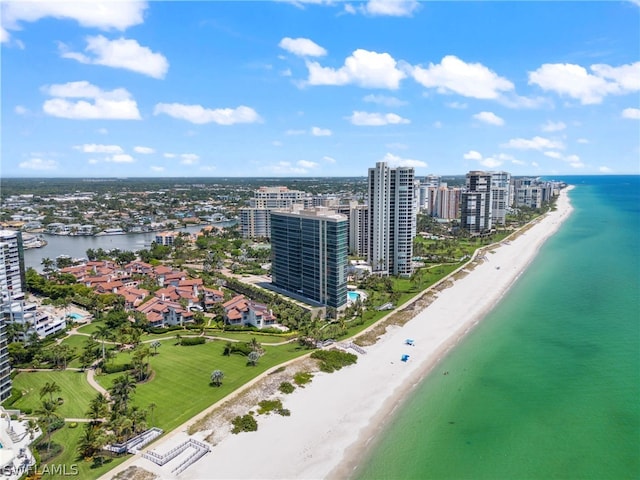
(1, 0, 639, 178)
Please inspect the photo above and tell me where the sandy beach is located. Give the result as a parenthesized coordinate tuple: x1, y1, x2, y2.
(104, 187, 573, 480)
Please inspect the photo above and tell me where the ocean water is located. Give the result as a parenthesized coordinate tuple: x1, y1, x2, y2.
(356, 176, 640, 480)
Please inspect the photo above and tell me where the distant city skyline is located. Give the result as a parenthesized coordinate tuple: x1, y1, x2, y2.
(2, 1, 639, 178)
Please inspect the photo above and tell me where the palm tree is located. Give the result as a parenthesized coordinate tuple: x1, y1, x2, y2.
(39, 381, 61, 403)
(150, 340, 161, 356)
(210, 369, 224, 387)
(110, 374, 136, 413)
(35, 399, 60, 452)
(247, 351, 260, 367)
(26, 418, 39, 440)
(93, 324, 113, 362)
(86, 393, 109, 424)
(249, 337, 262, 354)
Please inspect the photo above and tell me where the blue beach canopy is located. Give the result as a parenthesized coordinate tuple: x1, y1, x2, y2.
(405, 339, 414, 345)
(401, 354, 410, 362)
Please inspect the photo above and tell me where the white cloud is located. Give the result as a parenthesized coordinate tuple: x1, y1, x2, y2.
(285, 129, 306, 135)
(348, 111, 410, 126)
(502, 136, 565, 150)
(18, 158, 58, 170)
(577, 138, 590, 144)
(60, 35, 169, 79)
(14, 105, 28, 115)
(279, 37, 327, 57)
(262, 161, 309, 175)
(566, 154, 584, 168)
(479, 157, 502, 168)
(528, 61, 640, 104)
(496, 154, 525, 166)
(542, 151, 584, 168)
(272, 141, 283, 147)
(622, 107, 640, 119)
(180, 153, 200, 165)
(541, 121, 567, 132)
(463, 150, 506, 168)
(322, 156, 336, 163)
(154, 103, 261, 125)
(0, 26, 9, 43)
(281, 68, 292, 77)
(150, 166, 165, 173)
(163, 153, 176, 158)
(496, 94, 549, 109)
(363, 94, 407, 107)
(97, 128, 108, 135)
(411, 55, 514, 99)
(343, 4, 357, 14)
(134, 146, 155, 154)
(306, 49, 406, 89)
(446, 101, 468, 109)
(298, 160, 319, 168)
(74, 144, 123, 154)
(385, 142, 408, 149)
(531, 161, 539, 168)
(2, 1, 147, 31)
(599, 166, 613, 173)
(88, 158, 99, 165)
(362, 0, 420, 17)
(473, 111, 504, 126)
(433, 121, 442, 128)
(463, 150, 482, 161)
(42, 81, 141, 120)
(311, 126, 332, 136)
(382, 152, 427, 168)
(106, 154, 134, 163)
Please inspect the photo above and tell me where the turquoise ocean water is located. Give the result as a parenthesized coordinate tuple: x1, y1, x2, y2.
(356, 175, 639, 480)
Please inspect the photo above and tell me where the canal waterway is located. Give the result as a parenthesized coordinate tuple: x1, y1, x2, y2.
(23, 222, 235, 272)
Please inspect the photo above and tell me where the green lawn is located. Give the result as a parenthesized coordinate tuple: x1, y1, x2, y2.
(39, 423, 129, 480)
(12, 370, 97, 418)
(93, 339, 309, 432)
(75, 322, 103, 336)
(202, 330, 295, 344)
(57, 334, 93, 369)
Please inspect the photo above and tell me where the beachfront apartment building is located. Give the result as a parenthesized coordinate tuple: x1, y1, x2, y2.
(0, 230, 19, 402)
(490, 171, 512, 226)
(434, 186, 463, 220)
(367, 162, 416, 276)
(240, 186, 312, 239)
(513, 178, 557, 209)
(240, 208, 271, 239)
(348, 204, 369, 258)
(461, 171, 493, 234)
(0, 231, 66, 357)
(271, 207, 348, 309)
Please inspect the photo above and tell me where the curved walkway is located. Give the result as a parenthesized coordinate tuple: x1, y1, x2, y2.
(86, 361, 110, 398)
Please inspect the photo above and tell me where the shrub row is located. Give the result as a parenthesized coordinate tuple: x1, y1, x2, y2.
(102, 363, 132, 374)
(310, 350, 358, 373)
(180, 337, 206, 346)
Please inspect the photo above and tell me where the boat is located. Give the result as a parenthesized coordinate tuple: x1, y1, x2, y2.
(96, 228, 126, 236)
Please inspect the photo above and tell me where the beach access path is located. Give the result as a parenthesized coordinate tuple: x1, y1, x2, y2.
(101, 187, 574, 480)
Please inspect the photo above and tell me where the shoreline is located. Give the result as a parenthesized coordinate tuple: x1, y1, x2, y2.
(104, 187, 574, 480)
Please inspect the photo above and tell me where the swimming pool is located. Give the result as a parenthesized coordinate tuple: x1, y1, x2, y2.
(67, 313, 84, 320)
(348, 291, 360, 302)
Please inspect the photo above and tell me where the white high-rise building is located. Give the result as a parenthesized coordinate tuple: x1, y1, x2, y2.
(241, 186, 312, 239)
(0, 230, 22, 402)
(367, 162, 415, 276)
(0, 230, 65, 352)
(490, 171, 512, 226)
